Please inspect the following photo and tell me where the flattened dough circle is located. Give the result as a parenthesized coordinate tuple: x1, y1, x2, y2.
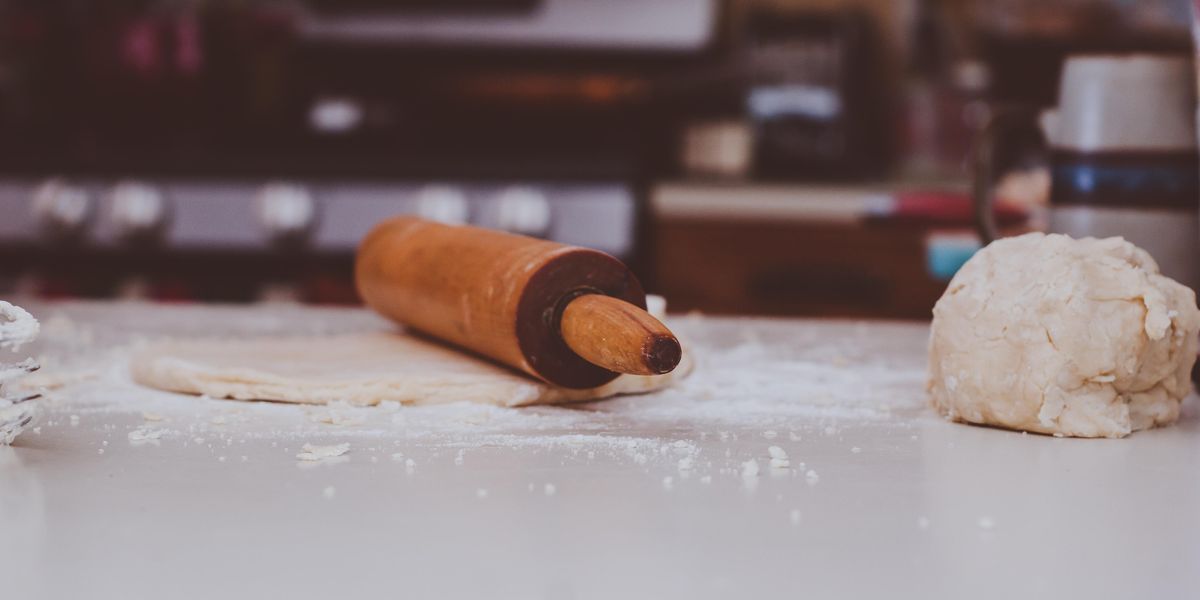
(131, 307, 691, 408)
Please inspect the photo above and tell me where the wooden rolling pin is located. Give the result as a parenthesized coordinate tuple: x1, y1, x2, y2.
(355, 217, 682, 389)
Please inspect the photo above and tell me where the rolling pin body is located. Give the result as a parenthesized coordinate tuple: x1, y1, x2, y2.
(356, 217, 674, 388)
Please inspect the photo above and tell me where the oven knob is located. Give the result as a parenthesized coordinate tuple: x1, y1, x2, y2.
(30, 179, 92, 239)
(415, 185, 470, 225)
(109, 181, 169, 242)
(309, 96, 364, 134)
(256, 183, 317, 244)
(495, 186, 551, 236)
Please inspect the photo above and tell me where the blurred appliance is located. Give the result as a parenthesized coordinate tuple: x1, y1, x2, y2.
(0, 0, 718, 302)
(742, 9, 892, 180)
(973, 54, 1199, 291)
(300, 0, 714, 50)
(971, 0, 1192, 108)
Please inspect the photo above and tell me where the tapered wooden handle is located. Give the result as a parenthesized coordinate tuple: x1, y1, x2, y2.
(559, 294, 681, 376)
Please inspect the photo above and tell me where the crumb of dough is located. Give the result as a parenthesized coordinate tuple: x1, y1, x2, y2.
(768, 446, 791, 469)
(128, 428, 165, 443)
(741, 459, 760, 478)
(297, 442, 350, 461)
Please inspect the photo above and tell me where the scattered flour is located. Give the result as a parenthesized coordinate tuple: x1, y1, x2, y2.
(16, 303, 930, 496)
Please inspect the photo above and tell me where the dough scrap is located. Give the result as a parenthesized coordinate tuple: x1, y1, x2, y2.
(131, 321, 691, 408)
(928, 232, 1200, 438)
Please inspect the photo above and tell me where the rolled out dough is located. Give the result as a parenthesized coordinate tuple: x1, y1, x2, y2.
(131, 313, 691, 408)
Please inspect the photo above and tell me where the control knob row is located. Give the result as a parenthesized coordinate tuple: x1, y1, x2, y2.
(414, 185, 552, 236)
(30, 180, 554, 244)
(32, 179, 169, 241)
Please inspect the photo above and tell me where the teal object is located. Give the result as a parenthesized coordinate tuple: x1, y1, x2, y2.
(926, 238, 980, 281)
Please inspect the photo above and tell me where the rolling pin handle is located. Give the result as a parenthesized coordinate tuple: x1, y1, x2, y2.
(558, 294, 682, 377)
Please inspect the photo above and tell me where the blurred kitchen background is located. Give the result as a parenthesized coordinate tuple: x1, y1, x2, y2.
(0, 0, 1195, 317)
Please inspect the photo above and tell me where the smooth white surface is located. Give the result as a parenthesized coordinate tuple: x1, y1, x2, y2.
(2, 301, 1198, 600)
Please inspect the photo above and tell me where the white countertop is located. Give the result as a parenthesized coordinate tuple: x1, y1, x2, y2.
(2, 301, 1198, 600)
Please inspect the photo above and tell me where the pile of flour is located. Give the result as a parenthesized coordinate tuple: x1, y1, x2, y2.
(1, 300, 41, 444)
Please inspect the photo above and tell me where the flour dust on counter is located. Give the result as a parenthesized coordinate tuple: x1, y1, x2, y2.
(9, 301, 928, 495)
(8, 301, 1199, 599)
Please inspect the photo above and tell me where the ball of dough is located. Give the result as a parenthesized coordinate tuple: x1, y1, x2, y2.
(928, 233, 1200, 438)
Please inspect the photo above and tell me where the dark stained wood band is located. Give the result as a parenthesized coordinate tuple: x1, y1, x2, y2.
(516, 248, 647, 388)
